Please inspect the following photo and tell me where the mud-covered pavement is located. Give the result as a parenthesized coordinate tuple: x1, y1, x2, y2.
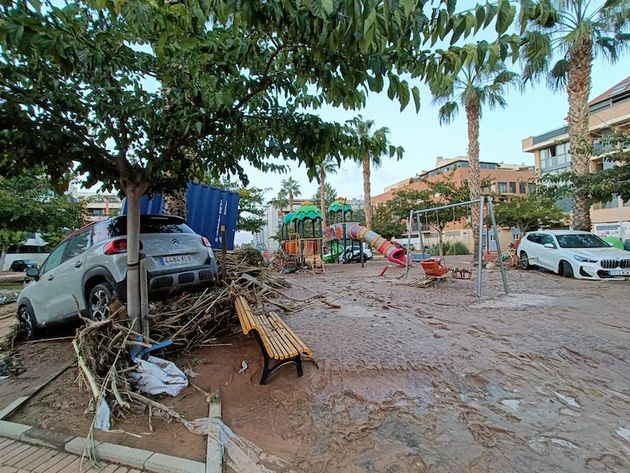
(223, 257, 630, 472)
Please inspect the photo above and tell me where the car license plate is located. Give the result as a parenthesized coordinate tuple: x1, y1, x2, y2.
(609, 269, 630, 276)
(161, 255, 193, 265)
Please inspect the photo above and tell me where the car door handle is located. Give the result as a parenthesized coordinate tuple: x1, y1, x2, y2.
(75, 261, 83, 268)
(47, 274, 54, 281)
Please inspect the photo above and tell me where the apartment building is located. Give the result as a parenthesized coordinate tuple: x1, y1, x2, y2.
(373, 156, 535, 250)
(522, 76, 630, 236)
(77, 193, 122, 222)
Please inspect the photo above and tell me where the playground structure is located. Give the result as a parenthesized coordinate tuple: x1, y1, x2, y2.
(405, 196, 509, 297)
(323, 199, 406, 266)
(280, 202, 324, 270)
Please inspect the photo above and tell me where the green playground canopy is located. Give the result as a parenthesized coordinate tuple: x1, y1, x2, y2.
(328, 200, 353, 213)
(283, 212, 296, 225)
(293, 202, 322, 221)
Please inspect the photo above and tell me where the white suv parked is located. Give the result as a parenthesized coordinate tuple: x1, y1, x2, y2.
(17, 215, 218, 339)
(518, 230, 630, 280)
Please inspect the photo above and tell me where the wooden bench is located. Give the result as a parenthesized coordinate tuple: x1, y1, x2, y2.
(234, 296, 313, 385)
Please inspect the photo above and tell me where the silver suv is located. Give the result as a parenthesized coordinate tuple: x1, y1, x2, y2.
(17, 214, 218, 339)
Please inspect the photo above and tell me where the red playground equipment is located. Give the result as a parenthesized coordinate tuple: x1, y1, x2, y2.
(420, 257, 449, 278)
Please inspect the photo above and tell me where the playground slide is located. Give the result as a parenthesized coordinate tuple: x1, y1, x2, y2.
(348, 224, 407, 266)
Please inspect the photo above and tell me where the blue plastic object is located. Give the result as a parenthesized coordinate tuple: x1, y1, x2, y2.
(122, 183, 240, 250)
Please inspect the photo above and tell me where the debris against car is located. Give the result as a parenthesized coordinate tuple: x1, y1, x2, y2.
(71, 248, 335, 434)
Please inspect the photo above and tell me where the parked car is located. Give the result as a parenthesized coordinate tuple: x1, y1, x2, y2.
(341, 244, 373, 263)
(518, 230, 630, 280)
(9, 259, 38, 272)
(17, 214, 218, 340)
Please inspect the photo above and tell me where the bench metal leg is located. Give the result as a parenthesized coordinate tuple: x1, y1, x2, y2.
(260, 354, 302, 385)
(251, 331, 304, 385)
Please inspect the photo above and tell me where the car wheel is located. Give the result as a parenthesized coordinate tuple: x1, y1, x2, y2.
(17, 304, 37, 341)
(560, 260, 574, 278)
(519, 251, 530, 270)
(88, 282, 114, 321)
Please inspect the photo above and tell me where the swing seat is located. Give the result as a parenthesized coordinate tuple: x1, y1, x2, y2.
(420, 257, 449, 277)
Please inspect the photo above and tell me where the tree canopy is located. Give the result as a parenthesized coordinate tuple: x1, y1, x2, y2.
(0, 175, 83, 267)
(493, 192, 567, 234)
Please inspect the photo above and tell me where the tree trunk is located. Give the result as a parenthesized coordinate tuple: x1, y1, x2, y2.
(319, 166, 327, 233)
(163, 187, 188, 219)
(289, 191, 294, 212)
(567, 37, 593, 231)
(466, 97, 481, 261)
(0, 244, 7, 272)
(363, 155, 372, 229)
(437, 228, 444, 257)
(124, 183, 147, 334)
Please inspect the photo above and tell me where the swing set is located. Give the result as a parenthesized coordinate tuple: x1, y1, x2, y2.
(405, 196, 509, 297)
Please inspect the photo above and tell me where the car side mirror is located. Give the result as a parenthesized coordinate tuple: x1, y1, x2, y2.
(26, 267, 40, 280)
(543, 243, 556, 249)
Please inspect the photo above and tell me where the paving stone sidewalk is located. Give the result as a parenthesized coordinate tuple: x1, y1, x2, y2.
(0, 437, 140, 473)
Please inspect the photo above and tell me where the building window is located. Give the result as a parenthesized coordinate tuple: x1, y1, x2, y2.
(497, 182, 507, 193)
(509, 182, 517, 193)
(519, 182, 527, 194)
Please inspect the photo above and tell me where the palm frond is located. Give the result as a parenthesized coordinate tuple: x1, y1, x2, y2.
(520, 30, 553, 84)
(438, 101, 459, 125)
(546, 58, 569, 90)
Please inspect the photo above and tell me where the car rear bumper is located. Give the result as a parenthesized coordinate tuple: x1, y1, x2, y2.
(113, 260, 218, 300)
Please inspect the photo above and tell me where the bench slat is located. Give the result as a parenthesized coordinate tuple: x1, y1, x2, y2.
(258, 314, 295, 360)
(253, 314, 291, 360)
(234, 296, 313, 364)
(264, 315, 297, 359)
(269, 312, 314, 359)
(266, 314, 302, 359)
(235, 296, 256, 335)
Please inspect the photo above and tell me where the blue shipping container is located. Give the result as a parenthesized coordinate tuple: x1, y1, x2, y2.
(122, 183, 240, 250)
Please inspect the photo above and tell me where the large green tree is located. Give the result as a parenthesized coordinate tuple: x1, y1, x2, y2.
(0, 175, 83, 270)
(546, 129, 630, 205)
(349, 115, 403, 230)
(494, 192, 567, 235)
(0, 0, 552, 323)
(519, 0, 630, 230)
(430, 61, 518, 259)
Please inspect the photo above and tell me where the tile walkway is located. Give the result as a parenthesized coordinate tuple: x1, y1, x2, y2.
(0, 437, 141, 473)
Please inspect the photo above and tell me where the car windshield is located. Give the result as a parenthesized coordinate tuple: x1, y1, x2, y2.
(556, 234, 610, 249)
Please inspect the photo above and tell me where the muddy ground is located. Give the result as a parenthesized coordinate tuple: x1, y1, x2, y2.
(3, 257, 630, 472)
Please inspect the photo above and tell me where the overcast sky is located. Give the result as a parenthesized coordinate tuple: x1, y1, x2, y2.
(240, 57, 628, 204)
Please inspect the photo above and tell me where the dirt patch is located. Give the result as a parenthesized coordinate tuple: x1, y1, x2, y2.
(4, 258, 630, 471)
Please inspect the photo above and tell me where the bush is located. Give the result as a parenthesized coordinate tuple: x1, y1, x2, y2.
(429, 241, 470, 256)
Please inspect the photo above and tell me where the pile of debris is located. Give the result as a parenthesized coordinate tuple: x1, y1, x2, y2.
(72, 248, 323, 434)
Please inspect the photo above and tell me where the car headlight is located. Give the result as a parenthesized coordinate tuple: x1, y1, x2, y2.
(573, 255, 597, 263)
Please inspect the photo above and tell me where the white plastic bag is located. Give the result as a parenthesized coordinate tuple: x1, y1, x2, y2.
(129, 356, 188, 396)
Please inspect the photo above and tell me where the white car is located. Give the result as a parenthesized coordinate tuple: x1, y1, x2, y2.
(518, 230, 630, 280)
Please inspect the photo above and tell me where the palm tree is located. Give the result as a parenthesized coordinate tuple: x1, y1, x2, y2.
(349, 116, 402, 229)
(430, 62, 518, 259)
(279, 177, 301, 212)
(316, 157, 338, 230)
(520, 0, 629, 230)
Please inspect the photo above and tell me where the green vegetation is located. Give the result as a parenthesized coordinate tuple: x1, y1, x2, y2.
(494, 192, 567, 234)
(349, 115, 403, 230)
(0, 0, 561, 319)
(519, 0, 630, 230)
(0, 175, 83, 270)
(545, 130, 630, 207)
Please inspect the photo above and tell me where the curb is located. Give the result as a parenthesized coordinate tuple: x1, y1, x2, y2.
(0, 420, 207, 472)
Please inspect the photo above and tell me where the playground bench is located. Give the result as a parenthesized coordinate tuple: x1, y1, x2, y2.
(234, 295, 314, 385)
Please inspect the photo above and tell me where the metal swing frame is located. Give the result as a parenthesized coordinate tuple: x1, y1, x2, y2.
(404, 196, 509, 297)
